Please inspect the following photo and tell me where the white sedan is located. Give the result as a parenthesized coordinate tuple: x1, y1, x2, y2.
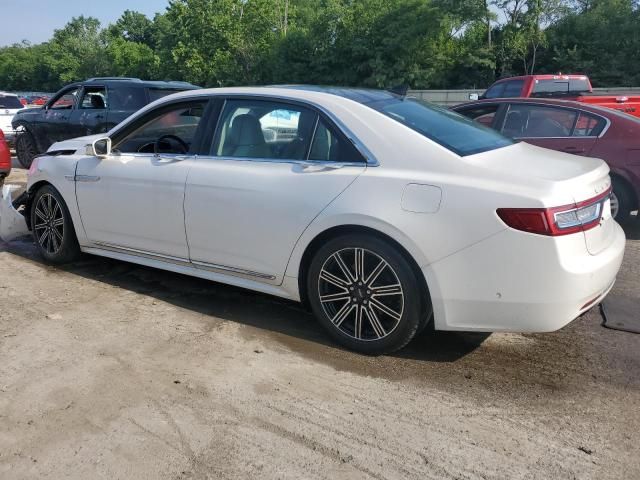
(0, 86, 625, 354)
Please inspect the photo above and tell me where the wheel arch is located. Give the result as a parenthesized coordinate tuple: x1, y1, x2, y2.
(610, 171, 638, 210)
(13, 121, 45, 153)
(295, 224, 432, 318)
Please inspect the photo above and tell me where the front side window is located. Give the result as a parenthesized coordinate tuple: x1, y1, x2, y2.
(367, 98, 513, 156)
(50, 88, 79, 110)
(114, 101, 206, 154)
(502, 104, 578, 138)
(484, 83, 506, 99)
(213, 100, 315, 160)
(79, 87, 107, 109)
(456, 105, 500, 128)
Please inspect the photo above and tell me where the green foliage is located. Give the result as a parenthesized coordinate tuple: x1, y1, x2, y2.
(0, 0, 637, 92)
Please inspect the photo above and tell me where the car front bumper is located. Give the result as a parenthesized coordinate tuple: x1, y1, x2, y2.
(0, 184, 29, 242)
(423, 223, 626, 332)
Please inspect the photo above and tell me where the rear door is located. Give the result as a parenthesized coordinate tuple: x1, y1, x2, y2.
(184, 96, 367, 284)
(499, 103, 601, 156)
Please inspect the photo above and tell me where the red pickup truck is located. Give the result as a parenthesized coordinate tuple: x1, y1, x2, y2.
(474, 74, 640, 118)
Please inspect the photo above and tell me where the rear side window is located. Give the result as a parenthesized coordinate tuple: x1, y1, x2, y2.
(0, 95, 23, 109)
(368, 98, 513, 156)
(573, 112, 606, 137)
(148, 88, 184, 102)
(79, 87, 107, 109)
(109, 87, 147, 110)
(456, 105, 500, 128)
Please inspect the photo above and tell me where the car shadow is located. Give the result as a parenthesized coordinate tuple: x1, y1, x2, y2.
(1, 237, 488, 363)
(621, 215, 640, 240)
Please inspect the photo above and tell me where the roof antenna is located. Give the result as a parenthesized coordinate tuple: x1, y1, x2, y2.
(388, 84, 409, 97)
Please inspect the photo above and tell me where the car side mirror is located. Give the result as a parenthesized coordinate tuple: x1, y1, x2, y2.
(468, 93, 480, 101)
(88, 137, 111, 158)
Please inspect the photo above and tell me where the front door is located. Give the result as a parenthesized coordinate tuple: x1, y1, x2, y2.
(40, 86, 80, 147)
(75, 99, 208, 259)
(184, 97, 367, 284)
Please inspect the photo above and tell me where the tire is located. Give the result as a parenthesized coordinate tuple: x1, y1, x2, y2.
(307, 234, 424, 355)
(610, 178, 635, 223)
(15, 130, 38, 169)
(30, 185, 80, 264)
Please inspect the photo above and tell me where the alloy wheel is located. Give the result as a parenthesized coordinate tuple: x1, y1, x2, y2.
(33, 193, 65, 255)
(317, 247, 404, 341)
(610, 191, 619, 219)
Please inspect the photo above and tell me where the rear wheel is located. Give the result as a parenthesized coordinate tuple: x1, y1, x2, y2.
(30, 185, 80, 264)
(610, 178, 635, 222)
(15, 130, 38, 169)
(307, 234, 423, 355)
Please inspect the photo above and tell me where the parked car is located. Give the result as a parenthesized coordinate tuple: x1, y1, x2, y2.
(11, 77, 200, 168)
(0, 129, 11, 179)
(472, 74, 640, 118)
(0, 91, 25, 147)
(0, 87, 624, 354)
(452, 97, 640, 220)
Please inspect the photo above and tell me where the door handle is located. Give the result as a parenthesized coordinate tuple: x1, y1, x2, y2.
(563, 146, 586, 154)
(297, 162, 345, 173)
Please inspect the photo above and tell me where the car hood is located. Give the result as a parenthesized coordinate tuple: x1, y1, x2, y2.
(48, 134, 103, 154)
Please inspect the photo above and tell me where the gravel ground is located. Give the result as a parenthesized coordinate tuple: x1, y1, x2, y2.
(1, 163, 639, 480)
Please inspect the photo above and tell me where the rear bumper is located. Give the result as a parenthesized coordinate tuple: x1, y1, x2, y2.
(423, 223, 626, 332)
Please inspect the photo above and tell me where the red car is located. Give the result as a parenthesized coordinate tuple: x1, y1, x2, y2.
(0, 129, 11, 180)
(452, 97, 640, 220)
(474, 74, 640, 118)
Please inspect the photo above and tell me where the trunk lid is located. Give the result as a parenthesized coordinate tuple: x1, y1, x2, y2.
(471, 142, 615, 255)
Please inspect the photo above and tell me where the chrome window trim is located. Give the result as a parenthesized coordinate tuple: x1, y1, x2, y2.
(206, 93, 379, 166)
(193, 155, 367, 168)
(92, 242, 276, 281)
(500, 101, 612, 139)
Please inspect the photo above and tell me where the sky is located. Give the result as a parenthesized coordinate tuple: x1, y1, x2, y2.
(0, 0, 170, 46)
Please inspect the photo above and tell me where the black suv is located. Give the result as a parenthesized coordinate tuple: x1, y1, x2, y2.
(12, 77, 200, 167)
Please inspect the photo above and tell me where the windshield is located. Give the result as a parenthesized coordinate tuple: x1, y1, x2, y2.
(0, 95, 23, 109)
(367, 98, 514, 156)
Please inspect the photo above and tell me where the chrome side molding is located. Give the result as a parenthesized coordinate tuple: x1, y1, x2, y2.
(92, 241, 276, 281)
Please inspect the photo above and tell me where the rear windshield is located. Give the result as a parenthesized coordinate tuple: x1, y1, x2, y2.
(366, 98, 514, 156)
(147, 88, 185, 102)
(532, 79, 591, 96)
(0, 95, 23, 109)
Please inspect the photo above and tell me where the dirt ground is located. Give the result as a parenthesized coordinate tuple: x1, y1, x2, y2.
(1, 163, 639, 480)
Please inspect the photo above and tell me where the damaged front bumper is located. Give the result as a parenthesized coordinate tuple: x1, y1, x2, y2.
(0, 184, 30, 242)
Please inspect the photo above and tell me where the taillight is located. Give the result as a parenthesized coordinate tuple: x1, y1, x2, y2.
(497, 188, 610, 236)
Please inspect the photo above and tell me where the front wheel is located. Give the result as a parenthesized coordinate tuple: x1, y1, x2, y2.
(307, 234, 424, 355)
(15, 130, 38, 169)
(30, 185, 80, 264)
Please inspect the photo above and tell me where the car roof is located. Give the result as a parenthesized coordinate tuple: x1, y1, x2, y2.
(0, 91, 19, 97)
(66, 78, 200, 90)
(493, 74, 589, 83)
